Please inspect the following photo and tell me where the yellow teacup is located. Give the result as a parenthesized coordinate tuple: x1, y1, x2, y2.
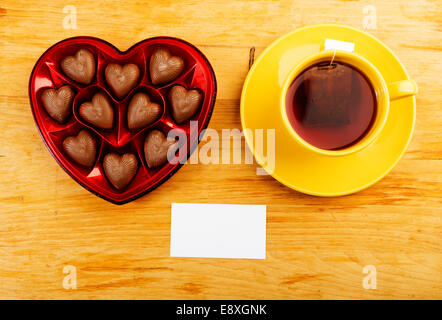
(280, 50, 417, 156)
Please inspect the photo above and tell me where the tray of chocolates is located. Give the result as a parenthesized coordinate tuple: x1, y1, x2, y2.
(29, 37, 217, 204)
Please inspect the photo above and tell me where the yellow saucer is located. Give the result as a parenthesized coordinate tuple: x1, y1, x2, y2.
(240, 24, 416, 196)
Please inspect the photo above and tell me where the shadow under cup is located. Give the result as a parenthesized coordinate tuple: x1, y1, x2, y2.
(281, 51, 390, 156)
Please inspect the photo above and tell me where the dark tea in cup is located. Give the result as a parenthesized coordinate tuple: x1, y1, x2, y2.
(285, 61, 377, 150)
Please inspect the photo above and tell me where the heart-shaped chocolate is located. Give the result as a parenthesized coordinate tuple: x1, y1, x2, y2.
(150, 48, 184, 85)
(79, 92, 114, 129)
(105, 63, 140, 99)
(168, 85, 202, 124)
(62, 130, 96, 167)
(41, 85, 74, 123)
(127, 93, 162, 130)
(103, 153, 138, 190)
(61, 49, 95, 84)
(144, 130, 178, 168)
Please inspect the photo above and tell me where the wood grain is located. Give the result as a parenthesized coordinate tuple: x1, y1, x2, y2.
(0, 0, 441, 299)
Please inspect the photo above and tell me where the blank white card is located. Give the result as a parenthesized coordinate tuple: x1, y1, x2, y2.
(170, 203, 266, 259)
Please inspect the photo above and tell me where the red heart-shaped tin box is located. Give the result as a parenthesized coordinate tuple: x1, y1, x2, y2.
(28, 36, 217, 204)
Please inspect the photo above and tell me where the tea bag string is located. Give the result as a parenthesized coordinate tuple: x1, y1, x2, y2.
(329, 48, 337, 67)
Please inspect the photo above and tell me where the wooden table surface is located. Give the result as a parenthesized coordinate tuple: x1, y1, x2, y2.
(0, 0, 441, 300)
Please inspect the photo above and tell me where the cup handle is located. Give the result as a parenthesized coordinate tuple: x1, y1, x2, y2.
(388, 80, 418, 101)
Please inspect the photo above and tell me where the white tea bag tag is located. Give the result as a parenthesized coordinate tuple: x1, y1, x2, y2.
(324, 38, 355, 52)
